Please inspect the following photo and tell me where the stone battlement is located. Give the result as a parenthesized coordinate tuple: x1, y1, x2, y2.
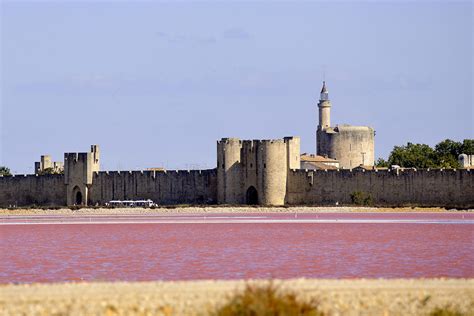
(290, 168, 472, 178)
(218, 137, 300, 146)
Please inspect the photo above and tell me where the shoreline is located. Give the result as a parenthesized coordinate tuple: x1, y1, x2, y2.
(1, 278, 472, 315)
(1, 206, 472, 216)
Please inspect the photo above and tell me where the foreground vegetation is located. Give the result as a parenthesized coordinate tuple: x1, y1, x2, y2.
(212, 283, 324, 316)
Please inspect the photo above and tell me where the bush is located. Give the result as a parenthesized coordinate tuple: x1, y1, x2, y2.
(0, 166, 11, 176)
(350, 191, 373, 206)
(211, 283, 324, 316)
(429, 307, 465, 316)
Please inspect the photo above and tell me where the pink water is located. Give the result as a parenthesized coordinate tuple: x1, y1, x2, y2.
(0, 213, 472, 283)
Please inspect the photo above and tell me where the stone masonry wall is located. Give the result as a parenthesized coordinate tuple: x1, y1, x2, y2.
(286, 168, 474, 207)
(88, 169, 217, 205)
(0, 174, 66, 207)
(318, 126, 375, 169)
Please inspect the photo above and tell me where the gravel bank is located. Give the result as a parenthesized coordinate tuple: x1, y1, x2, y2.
(0, 279, 472, 316)
(0, 206, 467, 216)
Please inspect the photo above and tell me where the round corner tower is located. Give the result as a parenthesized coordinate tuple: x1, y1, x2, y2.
(257, 140, 288, 206)
(217, 138, 243, 204)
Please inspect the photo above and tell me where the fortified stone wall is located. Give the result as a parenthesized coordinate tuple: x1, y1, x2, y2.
(286, 168, 474, 207)
(88, 169, 217, 205)
(0, 174, 66, 207)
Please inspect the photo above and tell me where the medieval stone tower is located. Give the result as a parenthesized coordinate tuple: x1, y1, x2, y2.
(217, 137, 300, 206)
(316, 82, 375, 168)
(64, 145, 100, 205)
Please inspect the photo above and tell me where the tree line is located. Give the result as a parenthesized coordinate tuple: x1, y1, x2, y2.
(376, 139, 473, 169)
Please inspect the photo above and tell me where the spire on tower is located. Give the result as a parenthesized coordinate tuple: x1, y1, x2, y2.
(321, 81, 328, 94)
(320, 81, 329, 101)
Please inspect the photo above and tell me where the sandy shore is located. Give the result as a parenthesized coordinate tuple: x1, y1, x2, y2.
(0, 279, 472, 316)
(0, 206, 470, 216)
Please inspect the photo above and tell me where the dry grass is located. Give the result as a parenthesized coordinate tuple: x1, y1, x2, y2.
(1, 279, 473, 316)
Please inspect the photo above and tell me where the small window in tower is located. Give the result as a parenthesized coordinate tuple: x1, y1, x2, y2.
(264, 163, 267, 168)
(250, 163, 253, 168)
(222, 164, 224, 169)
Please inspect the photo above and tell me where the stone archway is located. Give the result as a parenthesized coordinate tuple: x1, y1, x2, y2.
(72, 186, 83, 205)
(246, 186, 258, 205)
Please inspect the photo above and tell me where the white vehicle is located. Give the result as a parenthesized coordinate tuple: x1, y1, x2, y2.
(105, 199, 156, 208)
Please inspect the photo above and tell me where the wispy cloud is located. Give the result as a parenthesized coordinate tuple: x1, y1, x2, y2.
(154, 31, 217, 46)
(222, 28, 251, 40)
(153, 28, 251, 45)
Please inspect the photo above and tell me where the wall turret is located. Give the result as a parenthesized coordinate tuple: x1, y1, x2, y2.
(64, 145, 100, 206)
(217, 138, 243, 204)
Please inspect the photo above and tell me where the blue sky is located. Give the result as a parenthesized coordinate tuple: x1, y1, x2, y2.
(1, 1, 472, 173)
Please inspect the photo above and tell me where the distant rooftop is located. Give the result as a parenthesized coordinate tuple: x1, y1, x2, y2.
(146, 168, 165, 172)
(301, 153, 338, 163)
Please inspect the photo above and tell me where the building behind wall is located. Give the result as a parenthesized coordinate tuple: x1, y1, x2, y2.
(34, 155, 64, 174)
(459, 154, 474, 168)
(300, 153, 339, 170)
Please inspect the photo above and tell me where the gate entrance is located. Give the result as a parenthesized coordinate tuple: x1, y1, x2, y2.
(72, 186, 83, 205)
(246, 186, 258, 205)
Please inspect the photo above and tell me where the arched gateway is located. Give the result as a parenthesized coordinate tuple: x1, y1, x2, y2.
(246, 186, 258, 205)
(72, 186, 83, 205)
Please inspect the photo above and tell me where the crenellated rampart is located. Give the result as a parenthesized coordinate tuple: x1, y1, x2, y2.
(0, 174, 66, 207)
(286, 168, 474, 207)
(88, 169, 217, 205)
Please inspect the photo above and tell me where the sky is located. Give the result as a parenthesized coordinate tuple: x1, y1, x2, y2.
(1, 1, 472, 174)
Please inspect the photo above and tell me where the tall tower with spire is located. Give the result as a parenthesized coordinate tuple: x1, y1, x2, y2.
(316, 81, 375, 168)
(318, 81, 331, 131)
(316, 81, 332, 156)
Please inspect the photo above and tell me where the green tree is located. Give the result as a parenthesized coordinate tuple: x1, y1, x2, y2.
(434, 139, 462, 168)
(388, 142, 437, 168)
(461, 139, 474, 155)
(375, 158, 389, 167)
(0, 166, 12, 176)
